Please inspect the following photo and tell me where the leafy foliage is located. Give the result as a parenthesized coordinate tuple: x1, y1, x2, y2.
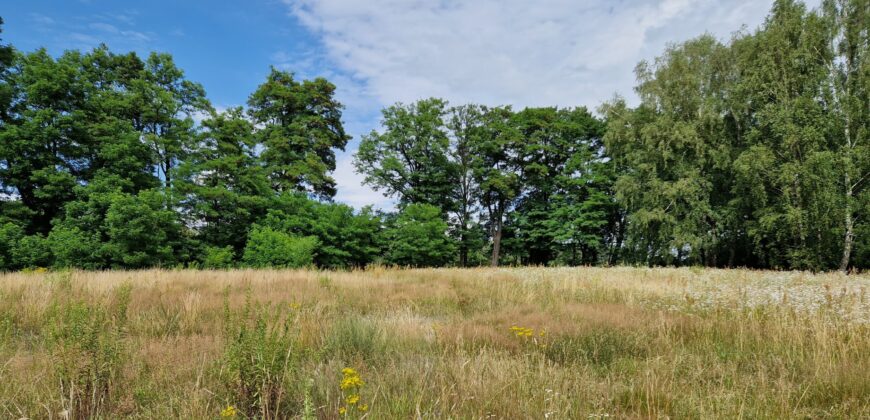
(203, 246, 235, 269)
(257, 193, 382, 269)
(383, 203, 456, 267)
(247, 68, 350, 198)
(242, 226, 318, 269)
(602, 0, 870, 271)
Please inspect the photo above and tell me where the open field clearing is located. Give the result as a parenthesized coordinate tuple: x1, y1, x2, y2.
(0, 267, 868, 419)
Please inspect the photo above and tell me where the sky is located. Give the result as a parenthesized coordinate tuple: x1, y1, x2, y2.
(3, 0, 822, 209)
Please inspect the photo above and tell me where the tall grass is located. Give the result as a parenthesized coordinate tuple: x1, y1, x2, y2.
(220, 288, 302, 418)
(0, 267, 867, 418)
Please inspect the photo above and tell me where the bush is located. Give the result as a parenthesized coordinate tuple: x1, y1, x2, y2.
(103, 190, 179, 268)
(12, 234, 52, 268)
(48, 226, 102, 269)
(0, 222, 24, 270)
(261, 193, 383, 269)
(203, 246, 235, 269)
(242, 226, 317, 268)
(383, 203, 456, 267)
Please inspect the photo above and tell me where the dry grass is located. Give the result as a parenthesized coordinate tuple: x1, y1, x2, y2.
(0, 267, 868, 419)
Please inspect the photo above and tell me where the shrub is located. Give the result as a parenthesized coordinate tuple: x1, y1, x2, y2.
(261, 193, 383, 269)
(242, 226, 317, 268)
(48, 226, 102, 269)
(204, 246, 235, 269)
(383, 203, 456, 267)
(0, 222, 24, 270)
(11, 234, 52, 268)
(103, 190, 179, 268)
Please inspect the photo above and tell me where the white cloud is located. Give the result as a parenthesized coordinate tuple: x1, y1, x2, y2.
(281, 0, 822, 208)
(88, 21, 151, 42)
(285, 0, 821, 109)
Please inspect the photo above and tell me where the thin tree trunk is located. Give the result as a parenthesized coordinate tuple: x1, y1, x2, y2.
(458, 227, 468, 267)
(608, 213, 625, 266)
(837, 71, 854, 273)
(458, 210, 470, 267)
(830, 13, 857, 273)
(728, 241, 735, 268)
(840, 172, 854, 273)
(572, 242, 577, 266)
(490, 221, 502, 267)
(164, 159, 172, 191)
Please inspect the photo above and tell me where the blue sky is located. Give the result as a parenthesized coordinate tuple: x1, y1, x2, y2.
(3, 0, 821, 209)
(4, 0, 323, 108)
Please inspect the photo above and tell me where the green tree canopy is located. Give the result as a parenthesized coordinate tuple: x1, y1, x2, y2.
(247, 68, 350, 198)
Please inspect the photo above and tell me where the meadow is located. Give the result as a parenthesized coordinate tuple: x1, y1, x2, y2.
(0, 267, 868, 419)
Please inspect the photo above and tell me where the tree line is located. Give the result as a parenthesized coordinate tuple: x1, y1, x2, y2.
(1, 0, 868, 271)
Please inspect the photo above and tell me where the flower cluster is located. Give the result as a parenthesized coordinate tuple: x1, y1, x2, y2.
(339, 367, 369, 415)
(510, 326, 534, 337)
(220, 405, 237, 418)
(663, 271, 870, 325)
(510, 326, 547, 349)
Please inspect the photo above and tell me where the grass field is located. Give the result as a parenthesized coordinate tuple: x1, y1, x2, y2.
(0, 267, 868, 419)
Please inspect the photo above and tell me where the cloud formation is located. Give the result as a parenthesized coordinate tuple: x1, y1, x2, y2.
(284, 0, 820, 109)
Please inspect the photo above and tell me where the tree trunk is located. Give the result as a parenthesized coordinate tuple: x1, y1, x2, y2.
(572, 242, 577, 266)
(459, 230, 469, 267)
(608, 213, 626, 266)
(728, 242, 735, 268)
(840, 175, 854, 273)
(458, 211, 470, 267)
(164, 159, 172, 189)
(490, 222, 502, 267)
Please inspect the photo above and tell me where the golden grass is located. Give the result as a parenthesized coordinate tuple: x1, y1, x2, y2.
(0, 267, 868, 419)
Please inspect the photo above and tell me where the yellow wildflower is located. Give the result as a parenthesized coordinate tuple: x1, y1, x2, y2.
(510, 326, 535, 337)
(340, 375, 364, 390)
(339, 367, 368, 413)
(220, 405, 237, 418)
